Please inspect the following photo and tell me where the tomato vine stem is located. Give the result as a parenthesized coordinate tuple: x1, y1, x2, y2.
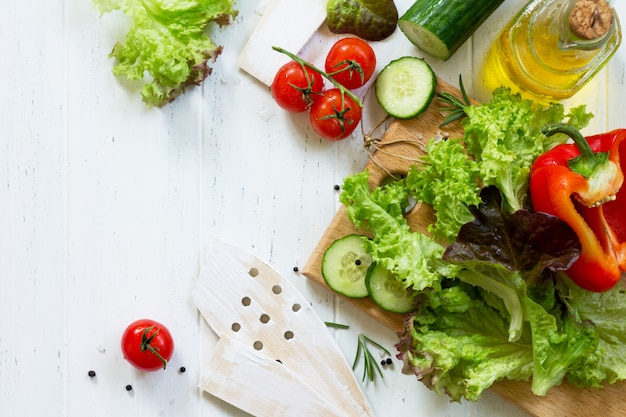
(272, 46, 363, 108)
(141, 325, 168, 369)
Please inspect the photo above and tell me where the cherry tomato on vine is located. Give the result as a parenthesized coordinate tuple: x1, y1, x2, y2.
(121, 319, 174, 371)
(309, 88, 362, 141)
(325, 38, 376, 90)
(271, 60, 325, 113)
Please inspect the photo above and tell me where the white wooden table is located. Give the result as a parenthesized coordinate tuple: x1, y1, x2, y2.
(1, 0, 624, 416)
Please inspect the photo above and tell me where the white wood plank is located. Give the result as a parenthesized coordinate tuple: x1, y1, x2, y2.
(63, 1, 206, 416)
(0, 1, 67, 416)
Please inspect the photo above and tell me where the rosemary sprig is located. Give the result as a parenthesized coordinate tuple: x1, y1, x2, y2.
(438, 75, 471, 127)
(325, 321, 350, 329)
(352, 333, 392, 382)
(324, 323, 392, 382)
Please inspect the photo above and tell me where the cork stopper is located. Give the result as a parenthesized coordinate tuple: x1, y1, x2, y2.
(569, 0, 614, 40)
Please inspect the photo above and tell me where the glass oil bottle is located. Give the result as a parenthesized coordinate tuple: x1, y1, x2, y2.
(481, 0, 622, 103)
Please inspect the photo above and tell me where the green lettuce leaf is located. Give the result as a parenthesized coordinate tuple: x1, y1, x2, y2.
(405, 137, 481, 243)
(525, 297, 598, 396)
(93, 0, 237, 107)
(559, 278, 626, 387)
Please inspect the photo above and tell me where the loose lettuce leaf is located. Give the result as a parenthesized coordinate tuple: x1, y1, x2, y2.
(405, 137, 481, 243)
(559, 278, 626, 387)
(326, 0, 398, 41)
(525, 297, 598, 396)
(93, 0, 237, 107)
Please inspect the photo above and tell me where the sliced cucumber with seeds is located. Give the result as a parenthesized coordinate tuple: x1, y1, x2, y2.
(366, 264, 417, 314)
(322, 234, 372, 298)
(374, 56, 437, 120)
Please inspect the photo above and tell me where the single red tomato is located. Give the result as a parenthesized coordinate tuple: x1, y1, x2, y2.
(325, 38, 376, 90)
(309, 88, 362, 141)
(121, 319, 174, 371)
(271, 60, 325, 113)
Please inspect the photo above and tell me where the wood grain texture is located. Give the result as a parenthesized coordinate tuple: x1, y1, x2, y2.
(302, 77, 626, 417)
(200, 336, 347, 417)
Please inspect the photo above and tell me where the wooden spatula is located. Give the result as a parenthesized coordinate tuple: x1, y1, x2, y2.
(192, 239, 376, 417)
(200, 335, 347, 416)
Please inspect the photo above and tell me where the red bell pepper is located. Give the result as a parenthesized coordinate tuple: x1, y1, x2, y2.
(530, 124, 626, 292)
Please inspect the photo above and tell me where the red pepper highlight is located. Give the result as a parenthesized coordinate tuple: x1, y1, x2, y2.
(530, 125, 626, 291)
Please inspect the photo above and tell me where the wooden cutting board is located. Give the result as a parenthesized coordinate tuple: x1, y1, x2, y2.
(301, 78, 626, 417)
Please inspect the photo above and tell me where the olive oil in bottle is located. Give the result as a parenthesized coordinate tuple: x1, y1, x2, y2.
(482, 0, 621, 103)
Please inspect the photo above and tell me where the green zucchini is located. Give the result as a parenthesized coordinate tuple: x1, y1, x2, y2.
(398, 0, 504, 60)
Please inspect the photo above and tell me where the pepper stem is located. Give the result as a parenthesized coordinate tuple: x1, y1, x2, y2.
(541, 123, 609, 178)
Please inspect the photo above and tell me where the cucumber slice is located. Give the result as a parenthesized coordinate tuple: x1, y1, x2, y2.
(374, 56, 436, 120)
(366, 264, 416, 314)
(322, 234, 372, 298)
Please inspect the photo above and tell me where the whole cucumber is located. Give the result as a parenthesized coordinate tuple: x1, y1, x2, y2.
(398, 0, 504, 60)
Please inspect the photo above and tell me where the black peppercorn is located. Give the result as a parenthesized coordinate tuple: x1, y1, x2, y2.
(333, 184, 340, 191)
(355, 259, 362, 266)
(179, 366, 186, 373)
(386, 358, 392, 365)
(293, 266, 299, 272)
(125, 384, 133, 391)
(88, 370, 96, 378)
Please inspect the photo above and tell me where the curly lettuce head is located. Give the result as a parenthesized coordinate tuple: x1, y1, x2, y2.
(93, 0, 237, 107)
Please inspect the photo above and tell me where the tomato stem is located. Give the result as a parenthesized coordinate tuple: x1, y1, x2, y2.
(289, 60, 323, 109)
(319, 97, 354, 136)
(327, 59, 365, 84)
(272, 46, 363, 108)
(141, 325, 168, 369)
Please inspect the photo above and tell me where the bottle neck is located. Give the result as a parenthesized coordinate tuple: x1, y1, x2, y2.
(559, 0, 616, 51)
